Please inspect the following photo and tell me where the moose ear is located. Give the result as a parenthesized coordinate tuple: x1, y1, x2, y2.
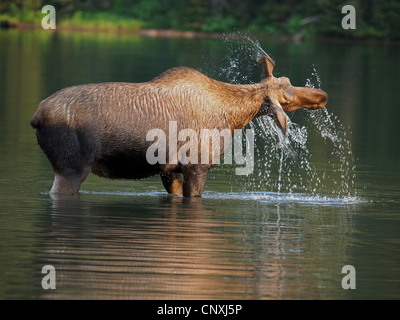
(270, 104, 288, 135)
(258, 55, 275, 79)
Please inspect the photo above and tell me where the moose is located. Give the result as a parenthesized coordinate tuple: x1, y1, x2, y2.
(31, 55, 327, 197)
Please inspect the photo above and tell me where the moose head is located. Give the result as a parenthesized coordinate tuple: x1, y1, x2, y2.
(257, 55, 328, 134)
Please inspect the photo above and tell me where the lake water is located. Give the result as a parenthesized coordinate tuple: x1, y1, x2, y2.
(0, 29, 399, 300)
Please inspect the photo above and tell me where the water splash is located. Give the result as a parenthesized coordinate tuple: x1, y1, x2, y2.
(304, 65, 357, 198)
(210, 36, 359, 202)
(206, 34, 272, 84)
(249, 116, 323, 197)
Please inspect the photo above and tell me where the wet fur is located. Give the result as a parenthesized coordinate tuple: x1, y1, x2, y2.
(31, 66, 327, 196)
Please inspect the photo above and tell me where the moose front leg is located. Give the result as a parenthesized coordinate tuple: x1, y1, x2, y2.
(182, 165, 209, 197)
(160, 172, 183, 195)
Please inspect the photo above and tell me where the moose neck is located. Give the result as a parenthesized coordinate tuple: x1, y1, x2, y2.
(212, 80, 265, 132)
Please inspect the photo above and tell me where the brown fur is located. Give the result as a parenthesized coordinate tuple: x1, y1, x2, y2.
(31, 60, 327, 197)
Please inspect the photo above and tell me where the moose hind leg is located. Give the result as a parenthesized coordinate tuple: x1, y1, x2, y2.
(36, 125, 93, 195)
(51, 165, 91, 195)
(160, 172, 183, 195)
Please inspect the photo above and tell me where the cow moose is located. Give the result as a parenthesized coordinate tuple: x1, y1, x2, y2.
(31, 55, 327, 197)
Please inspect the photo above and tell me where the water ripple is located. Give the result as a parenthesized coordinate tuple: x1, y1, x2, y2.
(75, 189, 367, 206)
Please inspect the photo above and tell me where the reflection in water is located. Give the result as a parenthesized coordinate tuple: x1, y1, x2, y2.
(34, 193, 357, 299)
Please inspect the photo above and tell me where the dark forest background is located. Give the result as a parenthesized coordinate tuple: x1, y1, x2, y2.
(1, 0, 399, 40)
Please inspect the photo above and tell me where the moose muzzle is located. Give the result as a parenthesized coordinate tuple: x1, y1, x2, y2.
(287, 86, 328, 112)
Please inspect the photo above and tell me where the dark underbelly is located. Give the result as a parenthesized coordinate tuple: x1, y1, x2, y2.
(92, 151, 160, 180)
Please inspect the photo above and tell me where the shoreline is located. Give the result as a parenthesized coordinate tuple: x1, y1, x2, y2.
(2, 22, 399, 45)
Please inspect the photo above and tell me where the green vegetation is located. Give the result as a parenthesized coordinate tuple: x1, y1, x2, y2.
(0, 0, 43, 27)
(59, 11, 143, 31)
(0, 0, 399, 40)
